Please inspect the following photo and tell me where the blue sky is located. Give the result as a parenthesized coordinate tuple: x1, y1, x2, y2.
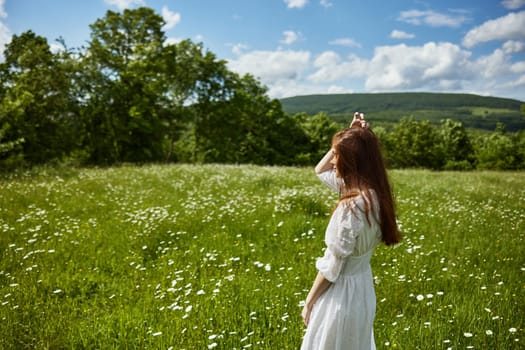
(1, 0, 525, 101)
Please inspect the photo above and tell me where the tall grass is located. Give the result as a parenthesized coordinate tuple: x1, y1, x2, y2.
(0, 165, 523, 349)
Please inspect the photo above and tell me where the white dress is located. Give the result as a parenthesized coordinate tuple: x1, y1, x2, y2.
(301, 169, 382, 350)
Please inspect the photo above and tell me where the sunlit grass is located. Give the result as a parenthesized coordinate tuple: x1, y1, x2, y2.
(464, 106, 516, 117)
(0, 165, 523, 349)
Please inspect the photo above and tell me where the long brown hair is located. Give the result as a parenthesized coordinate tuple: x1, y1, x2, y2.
(332, 126, 401, 245)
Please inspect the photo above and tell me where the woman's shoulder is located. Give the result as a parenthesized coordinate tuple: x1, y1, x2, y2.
(339, 189, 380, 220)
(340, 189, 377, 207)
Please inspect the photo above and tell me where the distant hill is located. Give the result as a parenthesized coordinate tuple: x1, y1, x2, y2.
(280, 92, 525, 131)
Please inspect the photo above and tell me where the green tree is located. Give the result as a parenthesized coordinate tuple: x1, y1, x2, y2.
(439, 119, 474, 170)
(180, 48, 240, 163)
(0, 122, 24, 165)
(0, 31, 78, 166)
(161, 39, 217, 162)
(81, 7, 171, 163)
(515, 130, 525, 169)
(385, 117, 443, 169)
(191, 73, 309, 165)
(81, 7, 238, 164)
(293, 112, 340, 164)
(474, 123, 521, 170)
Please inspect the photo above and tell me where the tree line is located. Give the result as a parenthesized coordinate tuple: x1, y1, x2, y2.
(1, 7, 524, 171)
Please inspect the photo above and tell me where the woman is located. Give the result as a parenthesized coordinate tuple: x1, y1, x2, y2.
(301, 112, 401, 350)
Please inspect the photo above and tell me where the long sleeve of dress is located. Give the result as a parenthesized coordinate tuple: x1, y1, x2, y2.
(317, 168, 344, 194)
(316, 203, 362, 282)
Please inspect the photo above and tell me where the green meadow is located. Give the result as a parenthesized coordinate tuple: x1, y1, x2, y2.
(0, 165, 523, 349)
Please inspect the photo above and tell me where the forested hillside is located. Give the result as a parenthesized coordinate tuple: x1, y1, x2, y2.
(281, 93, 525, 131)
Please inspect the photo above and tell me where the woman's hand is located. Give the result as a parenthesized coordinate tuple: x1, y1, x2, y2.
(350, 111, 368, 129)
(301, 303, 312, 326)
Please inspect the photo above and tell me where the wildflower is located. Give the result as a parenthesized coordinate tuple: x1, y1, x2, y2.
(509, 328, 517, 333)
(486, 330, 493, 335)
(416, 294, 424, 301)
(464, 332, 473, 337)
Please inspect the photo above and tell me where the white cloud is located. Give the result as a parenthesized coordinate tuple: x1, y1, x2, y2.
(49, 42, 66, 54)
(365, 42, 474, 91)
(474, 49, 510, 79)
(226, 39, 525, 100)
(0, 21, 10, 57)
(511, 61, 525, 73)
(284, 0, 308, 9)
(320, 0, 333, 8)
(313, 51, 340, 67)
(227, 50, 310, 84)
(360, 42, 524, 99)
(268, 79, 350, 98)
(164, 37, 181, 46)
(398, 9, 467, 27)
(503, 40, 525, 53)
(0, 0, 9, 60)
(463, 11, 525, 48)
(505, 74, 525, 87)
(502, 0, 525, 9)
(309, 52, 368, 83)
(390, 30, 415, 39)
(104, 0, 145, 11)
(467, 43, 525, 97)
(328, 38, 361, 48)
(229, 43, 249, 55)
(161, 6, 181, 30)
(280, 31, 300, 45)
(0, 0, 6, 18)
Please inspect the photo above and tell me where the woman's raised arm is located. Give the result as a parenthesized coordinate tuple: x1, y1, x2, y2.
(314, 148, 335, 175)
